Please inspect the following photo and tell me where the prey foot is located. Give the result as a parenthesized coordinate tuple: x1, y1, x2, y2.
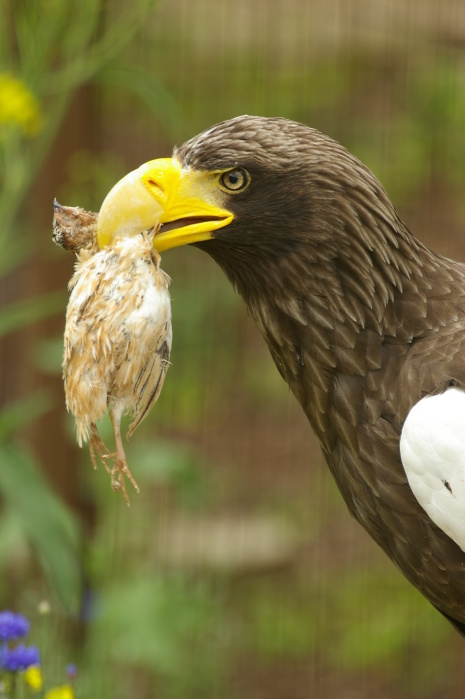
(89, 424, 139, 504)
(105, 455, 140, 505)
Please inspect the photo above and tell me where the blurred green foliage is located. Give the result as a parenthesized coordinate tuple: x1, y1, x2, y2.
(245, 568, 449, 675)
(348, 54, 465, 206)
(0, 442, 81, 613)
(0, 0, 177, 261)
(89, 574, 226, 696)
(0, 0, 174, 627)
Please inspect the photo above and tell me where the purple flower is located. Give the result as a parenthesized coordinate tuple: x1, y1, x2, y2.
(0, 611, 30, 642)
(66, 663, 78, 680)
(1, 643, 41, 671)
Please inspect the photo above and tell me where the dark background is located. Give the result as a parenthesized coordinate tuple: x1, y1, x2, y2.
(1, 1, 465, 696)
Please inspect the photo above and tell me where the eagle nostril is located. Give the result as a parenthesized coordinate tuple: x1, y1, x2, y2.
(145, 179, 164, 198)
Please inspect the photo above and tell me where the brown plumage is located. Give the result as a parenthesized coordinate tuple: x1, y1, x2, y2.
(52, 200, 99, 254)
(55, 205, 172, 503)
(170, 116, 465, 634)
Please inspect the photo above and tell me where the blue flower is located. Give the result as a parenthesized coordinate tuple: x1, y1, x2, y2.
(0, 611, 30, 642)
(1, 643, 41, 671)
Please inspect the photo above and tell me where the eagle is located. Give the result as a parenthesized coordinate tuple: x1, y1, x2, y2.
(95, 115, 465, 633)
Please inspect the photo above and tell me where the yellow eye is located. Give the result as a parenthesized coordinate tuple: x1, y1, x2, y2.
(219, 168, 250, 192)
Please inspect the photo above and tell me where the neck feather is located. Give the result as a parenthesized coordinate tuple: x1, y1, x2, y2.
(206, 191, 453, 447)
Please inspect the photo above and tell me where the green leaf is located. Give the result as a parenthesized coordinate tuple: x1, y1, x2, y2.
(0, 389, 55, 441)
(0, 290, 66, 337)
(92, 574, 224, 693)
(0, 443, 82, 613)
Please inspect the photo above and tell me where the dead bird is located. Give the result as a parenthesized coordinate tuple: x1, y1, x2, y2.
(54, 202, 172, 503)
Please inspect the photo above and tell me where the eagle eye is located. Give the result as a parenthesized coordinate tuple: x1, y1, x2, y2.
(219, 168, 250, 192)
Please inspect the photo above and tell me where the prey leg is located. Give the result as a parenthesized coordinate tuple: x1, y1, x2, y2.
(89, 424, 112, 473)
(106, 408, 140, 505)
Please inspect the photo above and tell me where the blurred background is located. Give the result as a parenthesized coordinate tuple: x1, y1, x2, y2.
(1, 0, 465, 696)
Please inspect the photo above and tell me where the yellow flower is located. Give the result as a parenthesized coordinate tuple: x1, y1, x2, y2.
(24, 665, 43, 692)
(44, 685, 75, 699)
(0, 73, 43, 136)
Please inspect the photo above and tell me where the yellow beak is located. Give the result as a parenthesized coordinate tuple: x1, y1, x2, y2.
(97, 158, 234, 252)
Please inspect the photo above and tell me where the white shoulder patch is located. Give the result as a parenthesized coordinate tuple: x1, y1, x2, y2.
(400, 387, 465, 552)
